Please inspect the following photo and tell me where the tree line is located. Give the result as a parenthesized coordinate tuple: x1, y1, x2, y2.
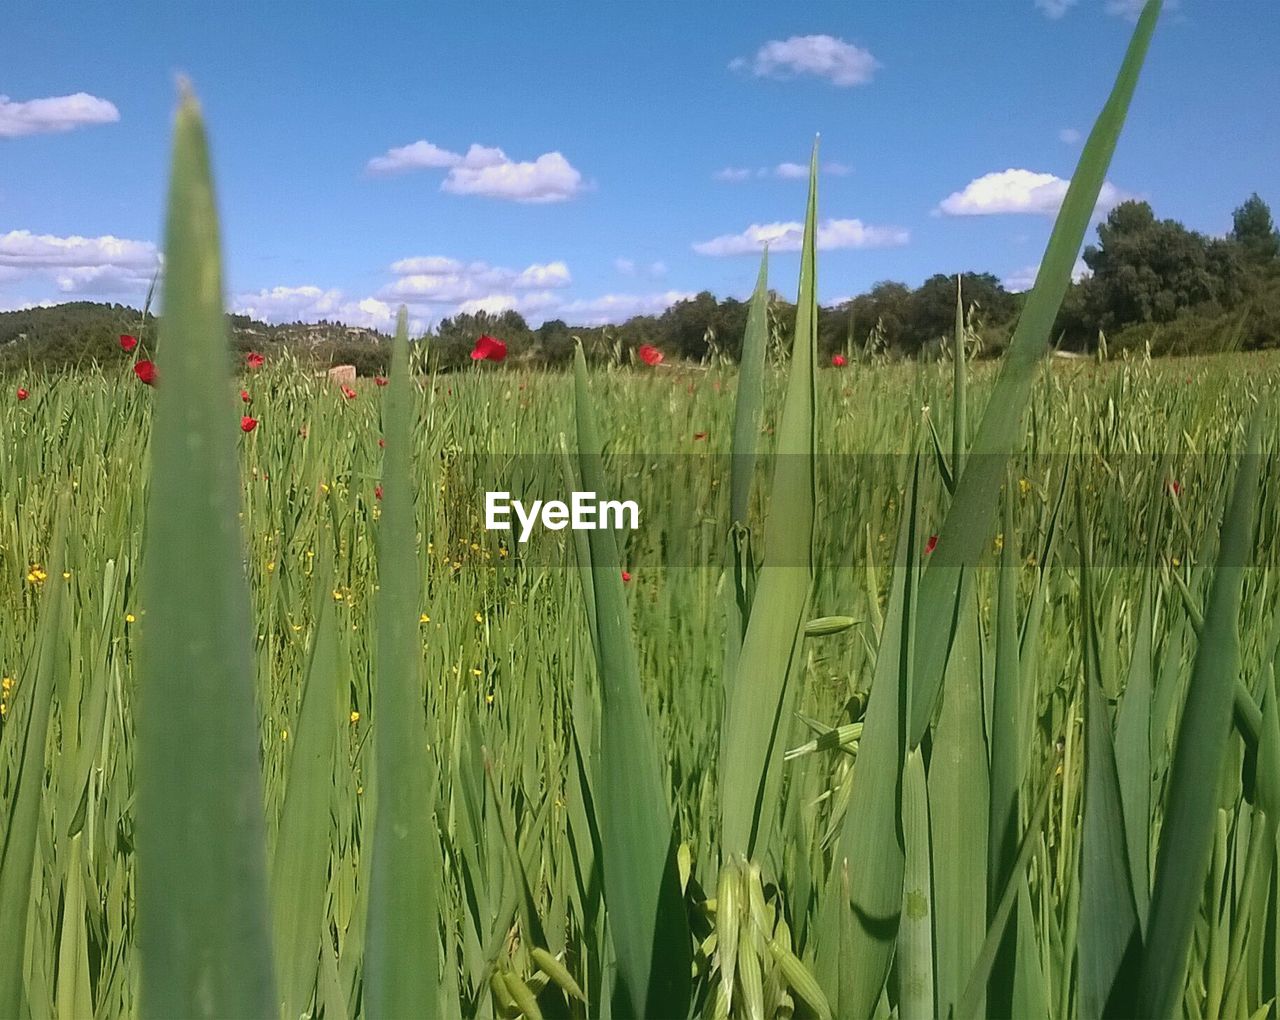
(3, 193, 1276, 375)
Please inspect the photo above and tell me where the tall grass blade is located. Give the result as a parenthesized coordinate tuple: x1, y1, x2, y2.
(720, 142, 817, 859)
(134, 88, 276, 1018)
(1077, 484, 1142, 1018)
(1140, 412, 1265, 1017)
(0, 504, 67, 1020)
(271, 555, 342, 1020)
(908, 0, 1162, 747)
(365, 308, 442, 1016)
(571, 344, 691, 1018)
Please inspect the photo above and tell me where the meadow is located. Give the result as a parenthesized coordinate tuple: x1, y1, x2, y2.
(5, 3, 1280, 1018)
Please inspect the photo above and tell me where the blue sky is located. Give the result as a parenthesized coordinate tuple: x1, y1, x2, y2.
(1, 1, 1276, 329)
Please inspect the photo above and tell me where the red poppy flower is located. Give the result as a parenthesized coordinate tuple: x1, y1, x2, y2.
(831, 353, 848, 367)
(240, 389, 251, 403)
(621, 570, 632, 583)
(925, 534, 938, 554)
(374, 376, 388, 386)
(1168, 480, 1182, 497)
(246, 352, 265, 370)
(693, 431, 708, 441)
(341, 384, 357, 400)
(375, 485, 383, 501)
(470, 334, 507, 362)
(16, 386, 29, 401)
(638, 344, 664, 367)
(120, 334, 138, 352)
(378, 437, 385, 448)
(134, 360, 158, 386)
(240, 415, 258, 433)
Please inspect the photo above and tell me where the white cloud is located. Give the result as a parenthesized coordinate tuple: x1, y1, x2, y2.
(693, 218, 909, 256)
(1003, 258, 1092, 293)
(717, 161, 853, 182)
(365, 140, 461, 175)
(614, 258, 667, 280)
(0, 93, 119, 138)
(0, 230, 159, 297)
(730, 35, 880, 86)
(367, 138, 584, 202)
(442, 151, 582, 203)
(1106, 0, 1172, 19)
(382, 257, 572, 305)
(1058, 127, 1082, 144)
(1035, 0, 1079, 18)
(554, 290, 696, 326)
(936, 169, 1130, 216)
(232, 285, 397, 329)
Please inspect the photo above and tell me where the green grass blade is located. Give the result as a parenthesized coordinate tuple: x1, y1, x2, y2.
(927, 575, 988, 1018)
(270, 555, 342, 1020)
(730, 248, 770, 528)
(1139, 412, 1265, 1018)
(0, 505, 68, 1020)
(364, 308, 442, 1016)
(571, 343, 691, 1019)
(724, 248, 771, 702)
(1114, 566, 1154, 935)
(1077, 485, 1142, 1018)
(908, 0, 1162, 748)
(952, 276, 967, 476)
(818, 455, 919, 1016)
(719, 142, 817, 860)
(898, 745, 934, 1020)
(135, 88, 277, 1018)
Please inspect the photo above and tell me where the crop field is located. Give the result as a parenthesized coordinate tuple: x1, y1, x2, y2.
(4, 4, 1280, 1019)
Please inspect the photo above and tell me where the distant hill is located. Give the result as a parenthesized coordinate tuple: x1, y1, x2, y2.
(0, 302, 391, 375)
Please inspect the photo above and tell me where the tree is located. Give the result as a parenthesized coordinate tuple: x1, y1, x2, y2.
(1079, 200, 1221, 332)
(1231, 193, 1279, 263)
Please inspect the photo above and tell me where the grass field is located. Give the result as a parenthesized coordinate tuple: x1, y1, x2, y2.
(7, 3, 1280, 1018)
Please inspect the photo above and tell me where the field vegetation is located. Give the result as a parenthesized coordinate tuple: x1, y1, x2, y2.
(4, 3, 1280, 1018)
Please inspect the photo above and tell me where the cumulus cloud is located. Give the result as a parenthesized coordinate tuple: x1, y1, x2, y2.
(366, 138, 584, 202)
(614, 258, 667, 280)
(232, 286, 397, 329)
(693, 218, 909, 256)
(0, 230, 159, 296)
(1106, 0, 1175, 19)
(730, 35, 879, 86)
(381, 257, 572, 305)
(936, 169, 1131, 216)
(0, 93, 119, 138)
(364, 140, 461, 175)
(716, 161, 853, 182)
(1003, 258, 1092, 293)
(554, 290, 697, 326)
(1035, 0, 1079, 18)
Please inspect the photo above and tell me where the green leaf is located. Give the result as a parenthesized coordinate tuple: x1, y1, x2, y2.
(571, 344, 691, 1019)
(720, 141, 817, 860)
(270, 554, 343, 1020)
(364, 308, 442, 1016)
(1139, 412, 1265, 1018)
(134, 88, 276, 1019)
(0, 504, 68, 1020)
(897, 746, 934, 1020)
(908, 0, 1162, 748)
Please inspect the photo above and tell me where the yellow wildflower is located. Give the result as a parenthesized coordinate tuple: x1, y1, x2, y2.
(419, 613, 430, 624)
(125, 613, 136, 624)
(1019, 477, 1032, 496)
(349, 711, 360, 724)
